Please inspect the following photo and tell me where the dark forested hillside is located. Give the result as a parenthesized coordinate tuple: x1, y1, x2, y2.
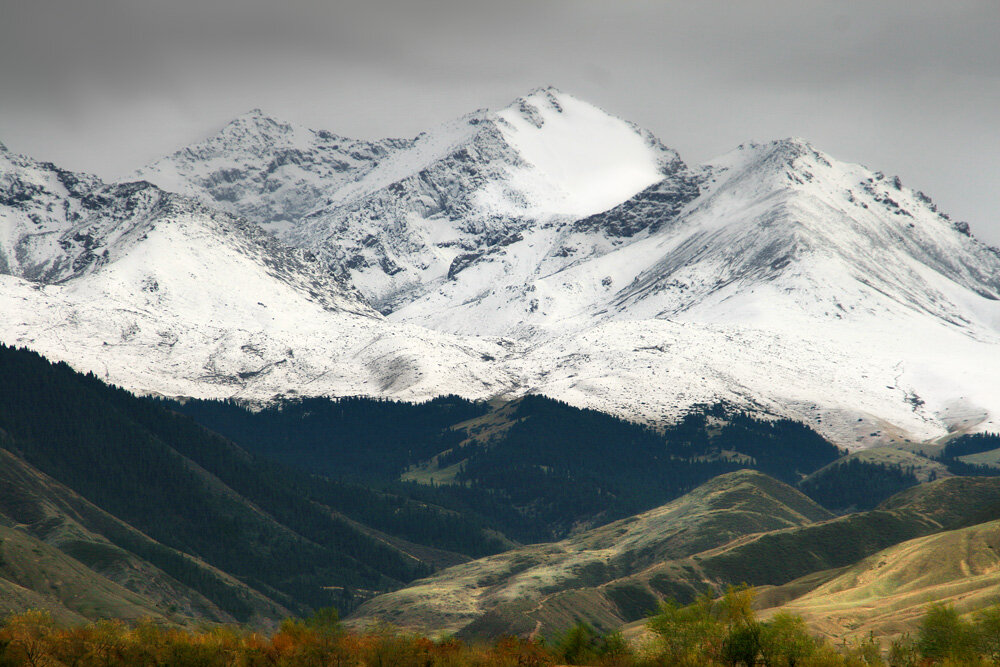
(4, 341, 999, 635)
(939, 433, 1000, 459)
(798, 458, 922, 511)
(0, 345, 509, 620)
(171, 394, 490, 481)
(169, 395, 842, 541)
(936, 433, 1000, 477)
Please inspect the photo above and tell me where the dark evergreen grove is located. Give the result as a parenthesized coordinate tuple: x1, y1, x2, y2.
(936, 432, 1000, 477)
(793, 434, 1000, 514)
(797, 458, 921, 511)
(168, 393, 843, 542)
(939, 432, 1000, 460)
(171, 393, 490, 482)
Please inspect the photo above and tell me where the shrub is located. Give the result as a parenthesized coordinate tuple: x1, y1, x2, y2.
(917, 603, 977, 662)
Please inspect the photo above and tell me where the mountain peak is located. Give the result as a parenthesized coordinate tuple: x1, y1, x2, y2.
(498, 87, 578, 129)
(515, 85, 568, 105)
(484, 88, 677, 217)
(217, 108, 299, 144)
(728, 137, 827, 165)
(228, 107, 282, 126)
(701, 137, 837, 193)
(525, 84, 563, 96)
(763, 136, 815, 150)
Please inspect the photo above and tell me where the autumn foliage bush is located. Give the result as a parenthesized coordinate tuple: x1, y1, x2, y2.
(1, 597, 998, 666)
(0, 609, 563, 667)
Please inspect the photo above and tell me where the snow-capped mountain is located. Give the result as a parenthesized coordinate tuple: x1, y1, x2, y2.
(0, 143, 511, 402)
(134, 110, 410, 238)
(4, 89, 1000, 447)
(392, 138, 1000, 337)
(481, 138, 1000, 446)
(605, 139, 1000, 327)
(0, 141, 370, 312)
(136, 88, 687, 313)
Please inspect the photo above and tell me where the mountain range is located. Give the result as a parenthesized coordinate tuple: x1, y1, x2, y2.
(3, 87, 1000, 447)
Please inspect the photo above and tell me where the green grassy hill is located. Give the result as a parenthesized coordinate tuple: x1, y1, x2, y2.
(758, 518, 1000, 642)
(349, 473, 1000, 641)
(610, 475, 1000, 629)
(345, 470, 832, 637)
(0, 524, 179, 624)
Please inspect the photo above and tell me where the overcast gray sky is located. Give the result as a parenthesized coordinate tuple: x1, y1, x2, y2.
(2, 0, 998, 244)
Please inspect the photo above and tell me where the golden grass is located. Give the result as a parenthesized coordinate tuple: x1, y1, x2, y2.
(760, 519, 1000, 642)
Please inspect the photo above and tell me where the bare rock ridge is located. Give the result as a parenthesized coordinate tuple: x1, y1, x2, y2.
(0, 147, 369, 311)
(135, 108, 412, 239)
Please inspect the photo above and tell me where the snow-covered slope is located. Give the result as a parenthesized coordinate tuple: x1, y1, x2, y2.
(519, 140, 991, 444)
(0, 147, 511, 402)
(604, 139, 1000, 329)
(484, 139, 1000, 446)
(394, 139, 999, 335)
(134, 110, 410, 237)
(0, 145, 170, 284)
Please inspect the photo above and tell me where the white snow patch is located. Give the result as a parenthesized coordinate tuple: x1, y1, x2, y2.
(490, 90, 665, 218)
